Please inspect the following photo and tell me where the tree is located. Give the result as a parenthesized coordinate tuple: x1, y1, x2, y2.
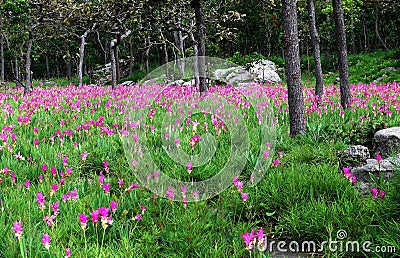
(191, 0, 207, 95)
(307, 0, 323, 99)
(332, 0, 351, 108)
(282, 0, 306, 136)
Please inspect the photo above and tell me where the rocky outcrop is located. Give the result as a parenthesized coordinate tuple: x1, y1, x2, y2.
(373, 127, 400, 156)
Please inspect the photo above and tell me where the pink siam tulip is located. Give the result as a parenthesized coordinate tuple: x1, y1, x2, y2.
(37, 192, 46, 210)
(133, 213, 142, 221)
(44, 215, 56, 227)
(110, 201, 118, 213)
(186, 162, 192, 174)
(65, 247, 71, 258)
(41, 233, 51, 250)
(125, 182, 140, 192)
(141, 204, 146, 214)
(24, 180, 30, 190)
(90, 210, 99, 225)
(50, 184, 59, 196)
(51, 202, 60, 215)
(103, 183, 111, 194)
(241, 230, 256, 251)
(241, 192, 249, 202)
(12, 221, 23, 239)
(79, 213, 89, 230)
(118, 178, 124, 188)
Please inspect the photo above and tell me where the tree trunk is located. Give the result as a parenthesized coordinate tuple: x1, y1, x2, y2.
(15, 57, 20, 85)
(362, 12, 369, 51)
(0, 33, 4, 82)
(66, 57, 72, 81)
(78, 30, 90, 87)
(129, 38, 133, 75)
(110, 39, 117, 89)
(45, 53, 49, 80)
(374, 3, 388, 51)
(191, 0, 207, 95)
(282, 0, 306, 136)
(332, 0, 351, 108)
(25, 30, 33, 94)
(116, 46, 120, 81)
(350, 16, 356, 54)
(164, 42, 169, 81)
(307, 0, 324, 99)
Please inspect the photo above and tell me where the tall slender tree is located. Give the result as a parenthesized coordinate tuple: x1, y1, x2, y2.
(191, 0, 207, 95)
(332, 0, 351, 108)
(307, 0, 323, 99)
(282, 0, 306, 136)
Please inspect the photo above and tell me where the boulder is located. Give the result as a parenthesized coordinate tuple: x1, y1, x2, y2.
(343, 145, 370, 162)
(121, 81, 134, 86)
(213, 59, 281, 85)
(247, 59, 281, 83)
(373, 127, 400, 156)
(351, 154, 399, 183)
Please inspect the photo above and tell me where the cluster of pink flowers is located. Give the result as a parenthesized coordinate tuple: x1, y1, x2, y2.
(62, 189, 79, 202)
(189, 135, 202, 148)
(371, 187, 386, 199)
(233, 177, 248, 202)
(241, 228, 267, 251)
(343, 167, 357, 184)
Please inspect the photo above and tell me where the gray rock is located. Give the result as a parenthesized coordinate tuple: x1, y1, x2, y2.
(381, 67, 398, 73)
(373, 127, 400, 156)
(373, 74, 388, 83)
(121, 81, 134, 86)
(343, 145, 370, 162)
(247, 59, 281, 83)
(213, 59, 281, 85)
(352, 154, 400, 182)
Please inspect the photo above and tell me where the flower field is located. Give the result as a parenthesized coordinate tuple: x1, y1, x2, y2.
(0, 81, 399, 257)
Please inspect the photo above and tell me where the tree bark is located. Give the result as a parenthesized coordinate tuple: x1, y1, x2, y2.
(25, 29, 34, 94)
(78, 29, 90, 87)
(110, 39, 117, 88)
(282, 0, 306, 136)
(191, 0, 207, 95)
(116, 46, 120, 81)
(66, 57, 72, 81)
(307, 0, 324, 99)
(0, 33, 4, 82)
(129, 37, 134, 75)
(332, 0, 351, 108)
(375, 3, 388, 51)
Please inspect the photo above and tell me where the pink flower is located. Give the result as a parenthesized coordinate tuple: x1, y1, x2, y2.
(272, 158, 280, 167)
(11, 173, 16, 185)
(241, 192, 249, 202)
(103, 183, 111, 194)
(174, 138, 180, 147)
(24, 180, 30, 190)
(166, 187, 175, 200)
(41, 233, 51, 250)
(379, 190, 386, 199)
(12, 221, 23, 239)
(50, 167, 57, 177)
(41, 164, 47, 172)
(44, 215, 56, 227)
(241, 230, 255, 250)
(278, 151, 283, 157)
(81, 152, 89, 161)
(110, 201, 118, 213)
(189, 135, 201, 148)
(371, 188, 379, 199)
(37, 192, 46, 210)
(118, 178, 124, 188)
(186, 162, 192, 174)
(263, 151, 269, 159)
(182, 197, 188, 208)
(257, 228, 267, 241)
(125, 183, 140, 192)
(79, 213, 89, 230)
(133, 214, 142, 221)
(376, 154, 382, 163)
(65, 247, 71, 258)
(50, 184, 59, 196)
(51, 202, 60, 215)
(90, 210, 99, 224)
(141, 204, 146, 214)
(98, 172, 104, 186)
(343, 167, 351, 175)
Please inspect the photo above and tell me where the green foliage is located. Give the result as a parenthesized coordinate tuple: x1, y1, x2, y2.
(227, 52, 267, 66)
